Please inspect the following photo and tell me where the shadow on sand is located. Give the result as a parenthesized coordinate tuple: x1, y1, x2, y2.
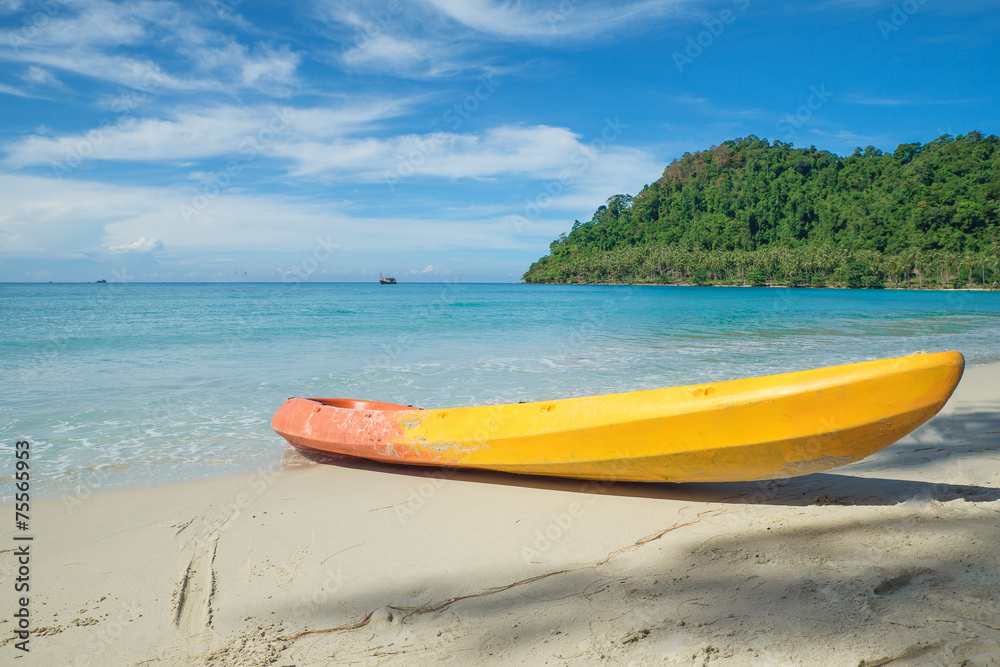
(268, 408, 1000, 665)
(272, 491, 1000, 666)
(287, 409, 999, 508)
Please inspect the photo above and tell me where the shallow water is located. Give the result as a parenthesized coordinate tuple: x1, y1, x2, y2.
(2, 282, 998, 499)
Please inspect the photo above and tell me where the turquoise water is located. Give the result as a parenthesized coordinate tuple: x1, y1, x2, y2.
(2, 282, 999, 499)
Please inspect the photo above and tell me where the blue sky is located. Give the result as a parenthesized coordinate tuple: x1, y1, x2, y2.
(0, 0, 997, 282)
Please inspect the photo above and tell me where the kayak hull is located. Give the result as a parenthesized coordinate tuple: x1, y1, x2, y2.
(271, 351, 965, 483)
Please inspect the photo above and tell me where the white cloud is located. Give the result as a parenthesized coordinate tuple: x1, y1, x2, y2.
(819, 0, 998, 14)
(4, 45, 202, 92)
(277, 124, 631, 182)
(412, 264, 450, 275)
(0, 173, 557, 263)
(109, 236, 163, 253)
(340, 33, 465, 78)
(5, 107, 273, 166)
(317, 0, 688, 78)
(3, 100, 416, 167)
(808, 128, 879, 147)
(0, 81, 30, 97)
(183, 38, 302, 92)
(842, 95, 975, 107)
(5, 113, 659, 197)
(282, 98, 420, 137)
(420, 0, 685, 41)
(0, 0, 303, 95)
(22, 65, 60, 86)
(7, 0, 153, 50)
(239, 44, 300, 88)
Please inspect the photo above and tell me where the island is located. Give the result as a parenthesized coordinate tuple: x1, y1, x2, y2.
(524, 132, 999, 289)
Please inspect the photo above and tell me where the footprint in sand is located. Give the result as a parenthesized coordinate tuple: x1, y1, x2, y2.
(173, 533, 219, 636)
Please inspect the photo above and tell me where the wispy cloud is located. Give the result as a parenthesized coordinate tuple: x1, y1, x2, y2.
(808, 128, 879, 147)
(22, 65, 61, 86)
(0, 0, 302, 95)
(814, 0, 998, 15)
(339, 32, 468, 78)
(411, 264, 450, 275)
(843, 95, 976, 107)
(278, 124, 590, 181)
(0, 81, 31, 97)
(665, 95, 767, 121)
(5, 105, 286, 167)
(270, 121, 663, 212)
(3, 99, 417, 167)
(318, 0, 689, 78)
(5, 109, 658, 195)
(109, 236, 163, 253)
(421, 0, 685, 41)
(0, 173, 559, 262)
(184, 39, 301, 93)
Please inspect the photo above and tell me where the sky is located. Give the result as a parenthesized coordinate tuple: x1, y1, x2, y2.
(0, 0, 997, 283)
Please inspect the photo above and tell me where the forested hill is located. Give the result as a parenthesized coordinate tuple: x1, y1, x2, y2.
(523, 132, 1000, 288)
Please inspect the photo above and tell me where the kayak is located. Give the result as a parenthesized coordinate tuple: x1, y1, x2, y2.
(271, 351, 964, 483)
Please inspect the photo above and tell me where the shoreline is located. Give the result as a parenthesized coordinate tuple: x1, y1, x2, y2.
(522, 281, 999, 291)
(4, 363, 999, 665)
(3, 281, 998, 290)
(15, 355, 1000, 505)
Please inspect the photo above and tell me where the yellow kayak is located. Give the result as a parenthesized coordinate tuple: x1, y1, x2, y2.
(271, 351, 964, 483)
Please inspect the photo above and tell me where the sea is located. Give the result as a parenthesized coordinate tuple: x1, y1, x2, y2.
(2, 282, 999, 501)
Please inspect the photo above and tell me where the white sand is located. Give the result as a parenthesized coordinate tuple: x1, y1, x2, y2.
(4, 363, 999, 666)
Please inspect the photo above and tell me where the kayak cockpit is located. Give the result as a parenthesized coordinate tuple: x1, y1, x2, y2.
(306, 398, 420, 411)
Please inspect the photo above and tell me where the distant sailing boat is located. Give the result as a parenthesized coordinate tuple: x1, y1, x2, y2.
(379, 273, 397, 284)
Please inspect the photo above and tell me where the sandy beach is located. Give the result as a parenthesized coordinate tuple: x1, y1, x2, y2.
(5, 362, 999, 666)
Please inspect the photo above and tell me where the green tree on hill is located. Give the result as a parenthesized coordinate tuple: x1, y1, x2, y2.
(523, 132, 1000, 288)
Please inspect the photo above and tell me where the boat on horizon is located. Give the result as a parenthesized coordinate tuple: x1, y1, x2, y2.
(379, 273, 397, 284)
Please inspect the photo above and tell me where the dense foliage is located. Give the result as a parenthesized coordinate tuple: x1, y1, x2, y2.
(523, 132, 1000, 288)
